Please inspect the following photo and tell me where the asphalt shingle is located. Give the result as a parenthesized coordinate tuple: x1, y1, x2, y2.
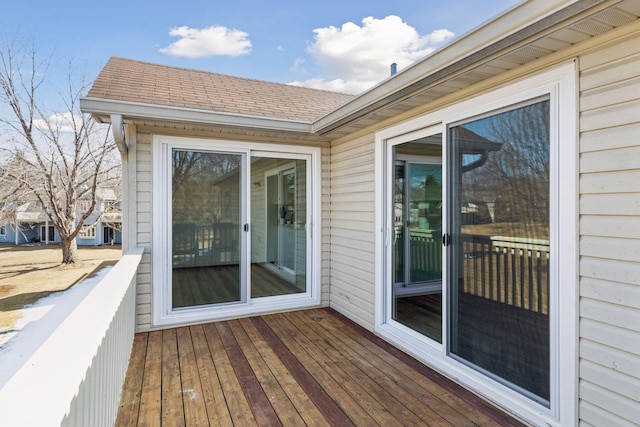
(86, 57, 355, 123)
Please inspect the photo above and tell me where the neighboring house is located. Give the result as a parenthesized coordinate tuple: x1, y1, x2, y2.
(0, 189, 122, 246)
(80, 1, 640, 426)
(75, 188, 123, 246)
(0, 203, 51, 244)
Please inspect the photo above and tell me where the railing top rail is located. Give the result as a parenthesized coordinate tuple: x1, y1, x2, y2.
(460, 233, 550, 251)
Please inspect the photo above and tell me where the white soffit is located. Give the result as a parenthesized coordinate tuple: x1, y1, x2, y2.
(315, 0, 640, 138)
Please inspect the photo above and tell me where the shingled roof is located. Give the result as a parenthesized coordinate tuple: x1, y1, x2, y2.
(86, 57, 355, 123)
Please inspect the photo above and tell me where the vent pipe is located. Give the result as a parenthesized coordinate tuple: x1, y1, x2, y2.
(390, 63, 397, 76)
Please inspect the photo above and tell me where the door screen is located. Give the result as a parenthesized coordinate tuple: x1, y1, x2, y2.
(449, 99, 551, 405)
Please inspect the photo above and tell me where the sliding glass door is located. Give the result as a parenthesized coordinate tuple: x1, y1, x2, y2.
(384, 98, 552, 405)
(251, 156, 307, 298)
(166, 145, 312, 314)
(449, 98, 551, 405)
(390, 134, 443, 343)
(378, 66, 578, 423)
(171, 150, 244, 308)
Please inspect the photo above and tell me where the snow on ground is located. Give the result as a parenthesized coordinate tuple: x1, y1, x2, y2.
(0, 266, 113, 388)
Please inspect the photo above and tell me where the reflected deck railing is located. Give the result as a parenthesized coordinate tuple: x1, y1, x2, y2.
(461, 234, 549, 314)
(397, 230, 549, 314)
(173, 222, 239, 268)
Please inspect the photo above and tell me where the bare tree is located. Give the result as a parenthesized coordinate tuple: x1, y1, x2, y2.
(0, 43, 119, 264)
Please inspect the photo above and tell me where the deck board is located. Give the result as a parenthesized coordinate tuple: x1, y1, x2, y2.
(202, 322, 258, 426)
(161, 329, 185, 426)
(267, 313, 410, 427)
(137, 330, 163, 427)
(228, 320, 305, 426)
(189, 324, 234, 426)
(218, 322, 282, 426)
(238, 318, 328, 427)
(309, 310, 488, 426)
(117, 308, 526, 426)
(253, 315, 360, 426)
(176, 327, 209, 426)
(290, 310, 454, 426)
(114, 333, 147, 427)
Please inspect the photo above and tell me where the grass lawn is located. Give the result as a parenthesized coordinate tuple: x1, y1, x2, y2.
(0, 244, 122, 338)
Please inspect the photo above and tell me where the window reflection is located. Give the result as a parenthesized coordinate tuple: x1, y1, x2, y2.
(392, 135, 443, 343)
(450, 99, 551, 405)
(172, 150, 242, 308)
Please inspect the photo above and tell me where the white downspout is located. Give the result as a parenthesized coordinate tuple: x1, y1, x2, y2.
(111, 114, 127, 156)
(110, 114, 134, 253)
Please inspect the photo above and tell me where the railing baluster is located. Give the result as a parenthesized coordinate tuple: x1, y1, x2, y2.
(488, 243, 494, 301)
(528, 250, 534, 311)
(537, 250, 543, 313)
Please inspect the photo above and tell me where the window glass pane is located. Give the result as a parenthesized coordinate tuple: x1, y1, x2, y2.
(171, 150, 242, 308)
(392, 135, 443, 343)
(250, 156, 307, 298)
(449, 99, 550, 404)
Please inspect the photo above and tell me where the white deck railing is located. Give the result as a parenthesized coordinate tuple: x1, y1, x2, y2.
(0, 247, 144, 427)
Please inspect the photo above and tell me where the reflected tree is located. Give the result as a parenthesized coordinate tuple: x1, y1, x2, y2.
(457, 100, 550, 237)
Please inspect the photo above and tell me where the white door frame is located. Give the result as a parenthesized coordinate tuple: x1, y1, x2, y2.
(374, 63, 577, 426)
(152, 135, 322, 328)
(264, 163, 297, 279)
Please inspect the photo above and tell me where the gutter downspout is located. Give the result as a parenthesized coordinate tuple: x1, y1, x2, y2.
(109, 114, 136, 254)
(110, 114, 128, 155)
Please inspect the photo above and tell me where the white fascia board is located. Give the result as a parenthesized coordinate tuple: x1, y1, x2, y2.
(313, 0, 594, 133)
(79, 97, 314, 134)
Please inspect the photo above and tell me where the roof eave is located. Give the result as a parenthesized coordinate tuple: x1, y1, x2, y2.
(80, 97, 315, 134)
(313, 0, 608, 135)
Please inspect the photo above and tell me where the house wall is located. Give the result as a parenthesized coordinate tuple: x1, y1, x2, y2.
(577, 29, 640, 427)
(329, 133, 376, 329)
(0, 226, 35, 244)
(328, 20, 640, 426)
(74, 221, 121, 246)
(133, 132, 153, 331)
(131, 130, 331, 332)
(77, 228, 99, 246)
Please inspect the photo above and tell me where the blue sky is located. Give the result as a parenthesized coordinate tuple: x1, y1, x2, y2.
(2, 0, 519, 100)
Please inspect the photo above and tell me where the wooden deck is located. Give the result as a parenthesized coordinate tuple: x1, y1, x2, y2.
(116, 308, 525, 426)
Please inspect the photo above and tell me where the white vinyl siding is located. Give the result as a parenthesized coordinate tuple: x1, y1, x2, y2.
(320, 146, 331, 306)
(578, 29, 640, 427)
(134, 133, 153, 331)
(330, 133, 377, 330)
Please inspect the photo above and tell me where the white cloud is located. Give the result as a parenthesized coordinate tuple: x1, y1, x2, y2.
(291, 16, 454, 94)
(290, 58, 306, 73)
(159, 25, 252, 58)
(33, 112, 80, 134)
(288, 78, 353, 93)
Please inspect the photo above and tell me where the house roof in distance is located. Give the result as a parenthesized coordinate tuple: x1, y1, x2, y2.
(86, 57, 355, 123)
